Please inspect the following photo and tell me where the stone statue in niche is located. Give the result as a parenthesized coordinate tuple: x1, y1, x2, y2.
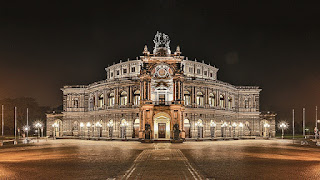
(145, 123, 151, 139)
(173, 123, 180, 140)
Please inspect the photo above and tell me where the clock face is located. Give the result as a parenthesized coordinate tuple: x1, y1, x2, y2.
(158, 68, 167, 77)
(154, 65, 171, 78)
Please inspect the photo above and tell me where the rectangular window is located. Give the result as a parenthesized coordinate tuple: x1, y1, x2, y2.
(131, 67, 135, 72)
(123, 69, 127, 74)
(189, 67, 193, 73)
(204, 71, 207, 76)
(197, 69, 200, 74)
(111, 72, 113, 77)
(116, 70, 120, 75)
(210, 73, 213, 77)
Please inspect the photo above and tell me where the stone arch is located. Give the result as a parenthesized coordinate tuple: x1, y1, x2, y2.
(196, 91, 204, 106)
(98, 93, 104, 108)
(120, 91, 128, 105)
(53, 119, 63, 137)
(153, 112, 171, 139)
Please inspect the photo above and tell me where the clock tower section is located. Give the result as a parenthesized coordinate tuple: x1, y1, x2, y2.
(138, 38, 185, 141)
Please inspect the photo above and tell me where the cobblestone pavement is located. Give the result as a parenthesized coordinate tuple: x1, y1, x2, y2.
(0, 139, 320, 179)
(122, 143, 203, 179)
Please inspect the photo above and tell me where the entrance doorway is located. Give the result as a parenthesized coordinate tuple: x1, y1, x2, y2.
(158, 123, 166, 138)
(153, 112, 171, 139)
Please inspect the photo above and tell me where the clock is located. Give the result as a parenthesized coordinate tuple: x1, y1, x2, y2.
(155, 65, 170, 78)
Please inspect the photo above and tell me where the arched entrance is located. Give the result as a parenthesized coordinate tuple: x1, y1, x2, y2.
(153, 112, 171, 139)
(72, 121, 79, 136)
(54, 119, 63, 137)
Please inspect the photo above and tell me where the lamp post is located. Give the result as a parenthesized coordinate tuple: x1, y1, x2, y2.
(120, 121, 128, 140)
(26, 108, 29, 141)
(239, 122, 244, 138)
(210, 121, 216, 140)
(195, 121, 203, 140)
(80, 122, 84, 138)
(34, 121, 43, 142)
(52, 122, 58, 140)
(232, 122, 237, 138)
(95, 122, 102, 139)
(264, 123, 270, 138)
(221, 122, 227, 139)
(23, 125, 30, 143)
(86, 122, 91, 139)
(107, 121, 113, 140)
(279, 122, 288, 139)
(52, 124, 54, 139)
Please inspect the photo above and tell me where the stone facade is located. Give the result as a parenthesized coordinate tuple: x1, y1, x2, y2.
(46, 32, 275, 140)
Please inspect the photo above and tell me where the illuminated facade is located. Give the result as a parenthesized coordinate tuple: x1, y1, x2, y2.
(47, 32, 276, 140)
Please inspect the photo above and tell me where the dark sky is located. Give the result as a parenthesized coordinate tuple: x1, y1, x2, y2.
(1, 0, 320, 126)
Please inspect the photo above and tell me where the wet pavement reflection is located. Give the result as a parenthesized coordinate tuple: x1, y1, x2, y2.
(0, 139, 319, 179)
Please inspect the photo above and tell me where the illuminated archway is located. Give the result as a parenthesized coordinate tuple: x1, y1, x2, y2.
(153, 112, 171, 139)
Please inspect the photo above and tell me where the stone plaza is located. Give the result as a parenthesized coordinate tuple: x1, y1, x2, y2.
(0, 139, 319, 179)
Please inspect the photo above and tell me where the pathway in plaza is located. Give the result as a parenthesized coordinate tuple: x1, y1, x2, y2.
(1, 139, 320, 179)
(122, 143, 204, 180)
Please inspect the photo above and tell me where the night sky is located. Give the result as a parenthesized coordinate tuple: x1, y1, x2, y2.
(1, 1, 320, 126)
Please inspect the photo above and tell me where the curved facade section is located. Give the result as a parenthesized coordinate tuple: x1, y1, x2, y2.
(47, 32, 276, 140)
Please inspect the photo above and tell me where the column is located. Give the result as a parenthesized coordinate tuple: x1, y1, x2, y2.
(140, 81, 144, 101)
(180, 81, 184, 101)
(143, 81, 146, 100)
(178, 81, 181, 101)
(173, 80, 176, 101)
(148, 80, 151, 100)
(205, 87, 208, 107)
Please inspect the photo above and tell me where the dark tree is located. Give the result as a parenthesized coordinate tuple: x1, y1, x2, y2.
(0, 97, 50, 136)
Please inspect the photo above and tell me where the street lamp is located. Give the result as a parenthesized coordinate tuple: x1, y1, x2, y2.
(23, 125, 30, 143)
(279, 121, 288, 139)
(80, 122, 84, 138)
(232, 122, 237, 138)
(210, 121, 216, 139)
(107, 121, 113, 140)
(239, 122, 244, 138)
(195, 121, 203, 139)
(264, 123, 270, 138)
(221, 122, 228, 138)
(34, 121, 43, 142)
(52, 122, 59, 140)
(120, 121, 128, 140)
(95, 122, 102, 139)
(34, 121, 42, 142)
(86, 122, 91, 139)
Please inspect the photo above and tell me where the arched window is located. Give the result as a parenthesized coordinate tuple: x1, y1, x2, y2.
(196, 92, 204, 106)
(196, 119, 203, 126)
(73, 121, 78, 130)
(89, 97, 94, 109)
(98, 94, 104, 108)
(228, 97, 232, 109)
(73, 98, 79, 108)
(245, 99, 249, 108)
(184, 91, 191, 105)
(134, 90, 140, 105)
(208, 93, 215, 106)
(120, 91, 128, 105)
(108, 93, 115, 106)
(219, 94, 225, 108)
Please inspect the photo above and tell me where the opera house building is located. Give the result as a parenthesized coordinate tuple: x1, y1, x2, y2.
(47, 32, 276, 141)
